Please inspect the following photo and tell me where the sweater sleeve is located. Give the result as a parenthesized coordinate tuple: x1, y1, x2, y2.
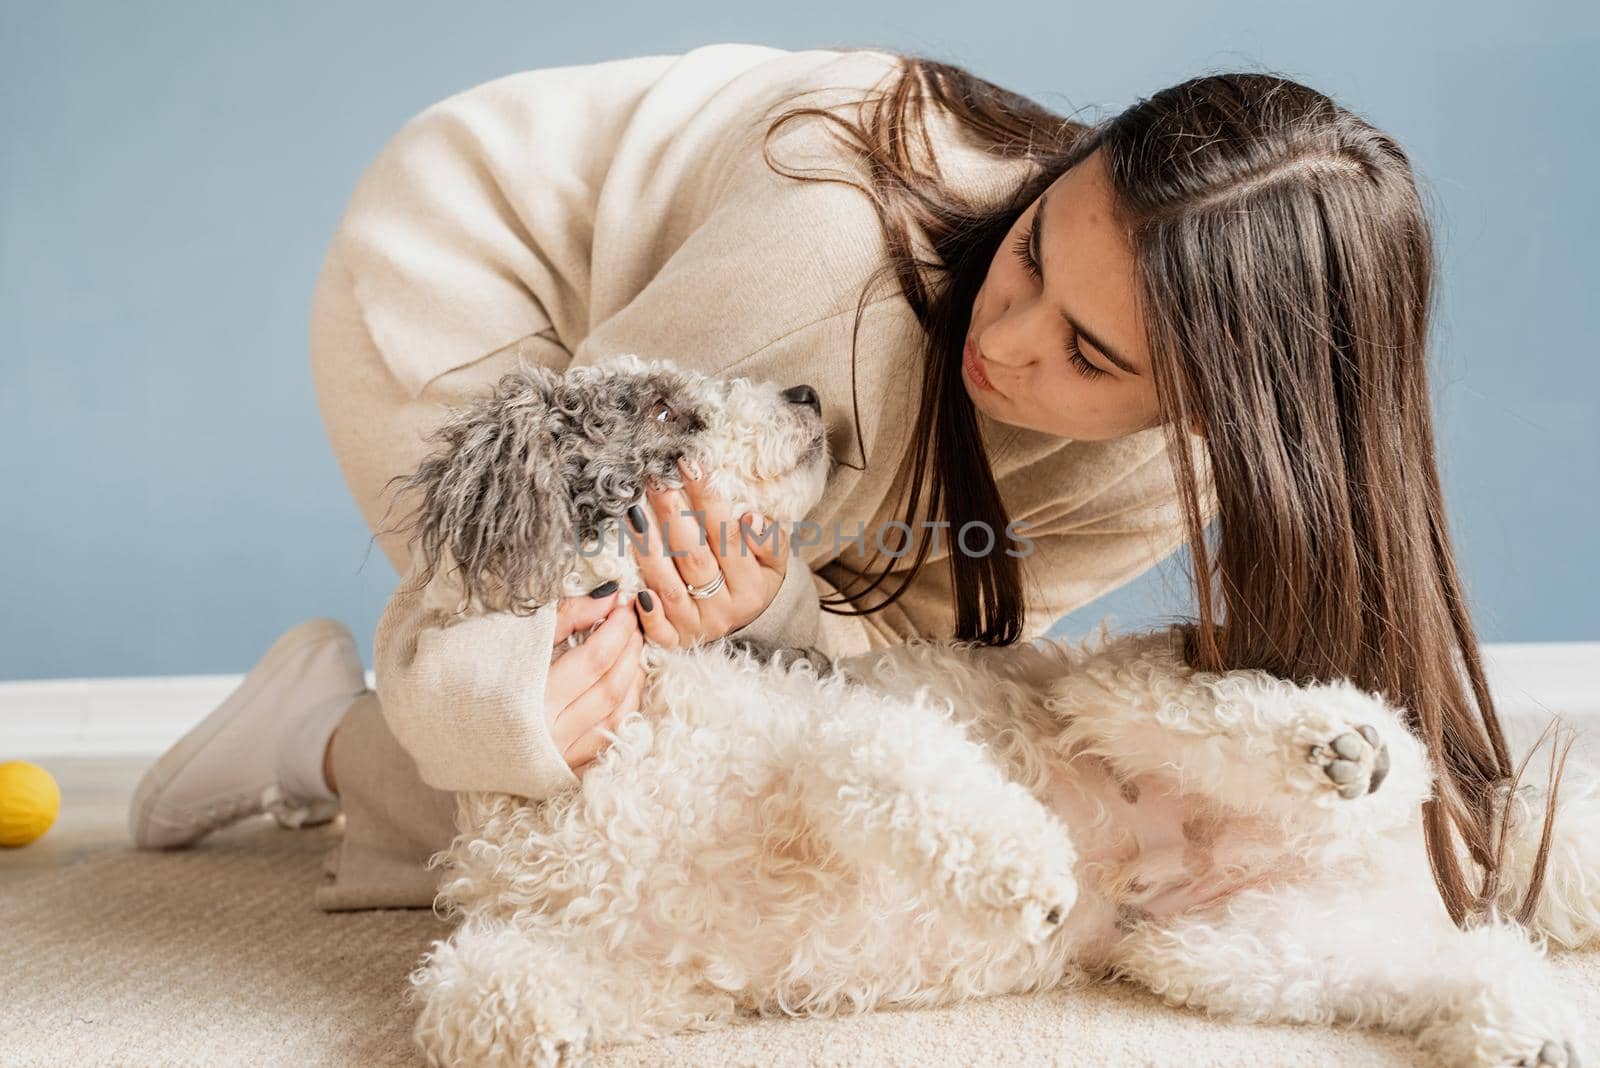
(371, 558, 578, 800)
(726, 549, 823, 650)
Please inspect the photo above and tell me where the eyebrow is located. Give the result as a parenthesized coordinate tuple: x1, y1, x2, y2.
(1031, 189, 1143, 377)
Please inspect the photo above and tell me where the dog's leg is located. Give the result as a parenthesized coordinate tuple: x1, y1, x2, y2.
(789, 684, 1079, 944)
(1055, 665, 1436, 836)
(1110, 878, 1589, 1067)
(410, 916, 737, 1068)
(848, 640, 1433, 839)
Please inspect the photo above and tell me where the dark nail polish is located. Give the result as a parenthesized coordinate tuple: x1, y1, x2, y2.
(627, 504, 647, 533)
(637, 589, 654, 612)
(588, 580, 619, 598)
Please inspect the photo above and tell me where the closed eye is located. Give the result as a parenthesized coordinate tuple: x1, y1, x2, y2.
(1010, 226, 1109, 382)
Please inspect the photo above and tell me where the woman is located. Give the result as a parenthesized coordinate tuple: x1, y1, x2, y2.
(130, 43, 1561, 927)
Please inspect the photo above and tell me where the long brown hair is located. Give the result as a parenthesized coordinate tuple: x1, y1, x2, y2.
(759, 52, 1568, 928)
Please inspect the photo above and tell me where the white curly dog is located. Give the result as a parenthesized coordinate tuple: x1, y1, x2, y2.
(391, 355, 1599, 1068)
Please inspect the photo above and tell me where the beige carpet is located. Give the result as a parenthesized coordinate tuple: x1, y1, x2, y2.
(3, 815, 1598, 1067)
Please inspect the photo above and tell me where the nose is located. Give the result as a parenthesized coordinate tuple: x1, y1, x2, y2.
(979, 310, 1035, 370)
(978, 333, 1023, 369)
(781, 384, 821, 414)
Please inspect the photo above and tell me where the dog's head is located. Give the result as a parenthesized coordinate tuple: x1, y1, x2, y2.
(387, 354, 829, 613)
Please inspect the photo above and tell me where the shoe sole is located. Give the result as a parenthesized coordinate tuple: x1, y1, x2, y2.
(128, 617, 360, 849)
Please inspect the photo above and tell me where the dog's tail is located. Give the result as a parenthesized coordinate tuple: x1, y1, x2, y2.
(1492, 726, 1600, 949)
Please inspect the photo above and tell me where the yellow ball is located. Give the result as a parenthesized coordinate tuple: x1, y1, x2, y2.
(0, 760, 61, 847)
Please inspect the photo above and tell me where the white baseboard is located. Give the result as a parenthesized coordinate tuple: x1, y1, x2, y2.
(1468, 643, 1600, 764)
(0, 647, 1594, 762)
(1, 670, 377, 758)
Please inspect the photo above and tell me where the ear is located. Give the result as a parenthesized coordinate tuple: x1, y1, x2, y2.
(390, 364, 575, 613)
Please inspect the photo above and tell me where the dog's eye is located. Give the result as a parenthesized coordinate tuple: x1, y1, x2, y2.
(649, 399, 677, 424)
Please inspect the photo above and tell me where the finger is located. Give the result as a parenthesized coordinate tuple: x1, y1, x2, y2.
(676, 457, 747, 572)
(646, 477, 722, 592)
(553, 588, 621, 644)
(741, 513, 787, 574)
(560, 626, 640, 757)
(558, 629, 644, 760)
(633, 588, 680, 648)
(675, 453, 775, 626)
(625, 498, 698, 624)
(546, 604, 638, 712)
(592, 658, 646, 751)
(619, 660, 645, 721)
(565, 661, 645, 773)
(633, 487, 720, 636)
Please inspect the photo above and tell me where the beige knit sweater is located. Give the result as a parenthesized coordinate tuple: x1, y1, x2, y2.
(339, 43, 1211, 800)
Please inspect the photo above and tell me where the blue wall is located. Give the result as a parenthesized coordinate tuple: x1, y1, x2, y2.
(2, 1, 1595, 680)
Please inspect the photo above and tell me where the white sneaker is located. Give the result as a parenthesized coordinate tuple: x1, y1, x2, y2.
(128, 617, 366, 850)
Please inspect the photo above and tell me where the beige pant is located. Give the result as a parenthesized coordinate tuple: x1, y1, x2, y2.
(306, 239, 569, 911)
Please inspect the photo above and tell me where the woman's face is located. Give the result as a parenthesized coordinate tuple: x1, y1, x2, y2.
(964, 147, 1161, 441)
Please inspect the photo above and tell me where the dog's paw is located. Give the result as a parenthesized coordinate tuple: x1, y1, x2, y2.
(1305, 723, 1391, 799)
(1449, 1032, 1586, 1068)
(504, 1009, 594, 1068)
(417, 998, 592, 1068)
(1427, 1018, 1587, 1068)
(532, 1027, 593, 1068)
(994, 879, 1075, 944)
(1513, 1038, 1583, 1068)
(1421, 971, 1588, 1068)
(972, 848, 1078, 944)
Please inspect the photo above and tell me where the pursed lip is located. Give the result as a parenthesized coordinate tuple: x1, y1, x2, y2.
(963, 336, 996, 392)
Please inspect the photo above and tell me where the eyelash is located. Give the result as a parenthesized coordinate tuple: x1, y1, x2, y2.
(1009, 226, 1108, 382)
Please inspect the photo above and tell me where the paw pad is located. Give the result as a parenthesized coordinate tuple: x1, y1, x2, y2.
(1310, 725, 1391, 799)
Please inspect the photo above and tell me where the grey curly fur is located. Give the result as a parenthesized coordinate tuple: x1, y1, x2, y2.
(377, 358, 711, 614)
(724, 636, 838, 677)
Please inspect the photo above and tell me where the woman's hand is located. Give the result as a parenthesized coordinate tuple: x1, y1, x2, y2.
(544, 590, 644, 774)
(628, 456, 790, 647)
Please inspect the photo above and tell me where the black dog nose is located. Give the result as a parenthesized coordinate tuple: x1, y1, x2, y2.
(781, 384, 821, 414)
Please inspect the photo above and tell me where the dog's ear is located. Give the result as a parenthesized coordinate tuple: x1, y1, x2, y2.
(381, 363, 575, 614)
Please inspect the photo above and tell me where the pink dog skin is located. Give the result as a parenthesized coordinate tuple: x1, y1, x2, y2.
(1046, 752, 1301, 972)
